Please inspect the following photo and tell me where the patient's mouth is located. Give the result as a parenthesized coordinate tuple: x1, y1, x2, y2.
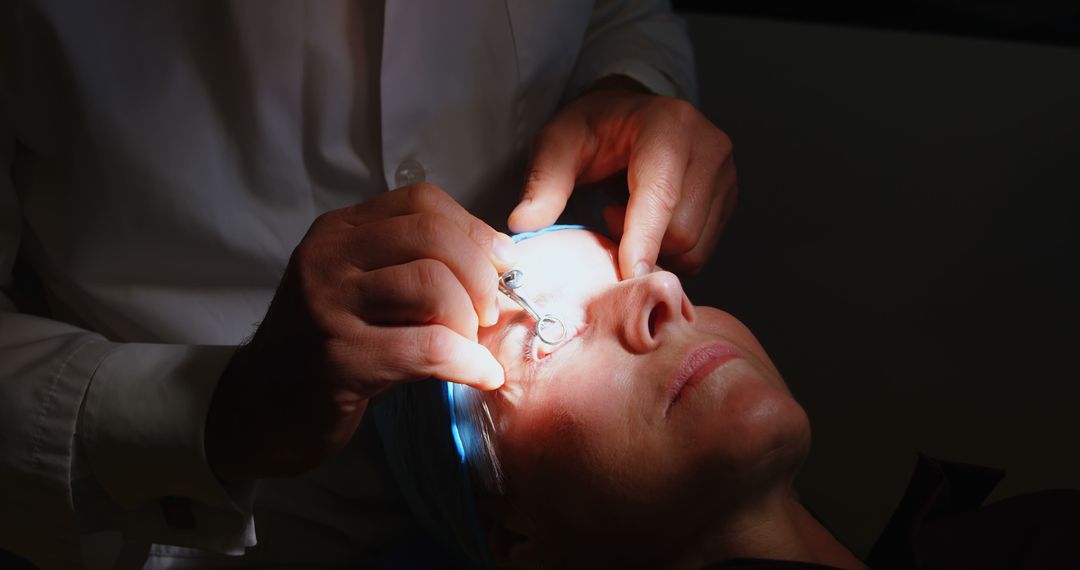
(666, 342, 739, 415)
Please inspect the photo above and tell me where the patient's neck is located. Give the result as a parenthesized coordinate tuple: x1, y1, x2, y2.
(690, 487, 866, 569)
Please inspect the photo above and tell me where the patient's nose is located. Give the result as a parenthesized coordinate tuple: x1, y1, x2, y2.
(625, 271, 695, 352)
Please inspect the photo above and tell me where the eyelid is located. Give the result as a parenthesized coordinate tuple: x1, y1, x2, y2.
(520, 326, 538, 359)
(502, 318, 586, 393)
(531, 322, 582, 360)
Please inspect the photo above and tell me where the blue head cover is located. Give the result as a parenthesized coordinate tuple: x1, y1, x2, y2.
(505, 223, 588, 244)
(372, 224, 589, 567)
(373, 378, 491, 568)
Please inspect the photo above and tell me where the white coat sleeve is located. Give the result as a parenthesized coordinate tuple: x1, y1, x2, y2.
(0, 124, 256, 569)
(567, 0, 698, 103)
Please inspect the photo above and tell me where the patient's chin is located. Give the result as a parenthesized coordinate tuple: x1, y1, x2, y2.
(721, 388, 810, 489)
(678, 372, 811, 497)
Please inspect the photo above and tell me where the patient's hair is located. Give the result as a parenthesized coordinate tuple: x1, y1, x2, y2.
(374, 379, 493, 565)
(449, 382, 506, 494)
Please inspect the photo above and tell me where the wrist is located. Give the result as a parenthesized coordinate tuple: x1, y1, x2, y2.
(205, 344, 369, 481)
(205, 345, 281, 481)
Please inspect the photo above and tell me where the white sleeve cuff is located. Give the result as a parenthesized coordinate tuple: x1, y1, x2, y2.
(0, 335, 113, 570)
(583, 59, 682, 99)
(78, 343, 256, 553)
(567, 6, 698, 103)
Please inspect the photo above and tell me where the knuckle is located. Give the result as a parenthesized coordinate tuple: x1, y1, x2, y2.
(648, 176, 681, 213)
(671, 249, 708, 275)
(297, 279, 340, 332)
(666, 225, 697, 254)
(659, 97, 698, 125)
(349, 282, 374, 318)
(310, 210, 337, 232)
(421, 327, 455, 366)
(290, 236, 325, 273)
(685, 249, 709, 271)
(703, 126, 733, 159)
(474, 226, 496, 252)
(412, 258, 452, 293)
(413, 212, 450, 245)
(410, 303, 440, 327)
(404, 182, 447, 211)
(352, 338, 403, 385)
(713, 128, 733, 154)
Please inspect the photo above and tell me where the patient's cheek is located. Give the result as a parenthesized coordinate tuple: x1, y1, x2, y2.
(540, 358, 633, 436)
(503, 396, 591, 486)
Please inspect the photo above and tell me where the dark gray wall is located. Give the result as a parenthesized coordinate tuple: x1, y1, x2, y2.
(682, 14, 1080, 555)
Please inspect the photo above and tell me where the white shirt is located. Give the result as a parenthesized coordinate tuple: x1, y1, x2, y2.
(0, 1, 695, 568)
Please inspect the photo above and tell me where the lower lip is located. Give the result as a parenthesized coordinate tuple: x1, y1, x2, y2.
(667, 343, 740, 413)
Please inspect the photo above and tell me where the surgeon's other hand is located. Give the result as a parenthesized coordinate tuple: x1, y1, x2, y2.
(206, 184, 515, 481)
(508, 76, 737, 277)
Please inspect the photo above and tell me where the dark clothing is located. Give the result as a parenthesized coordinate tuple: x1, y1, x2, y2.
(866, 454, 1080, 569)
(707, 454, 1080, 569)
(707, 560, 841, 569)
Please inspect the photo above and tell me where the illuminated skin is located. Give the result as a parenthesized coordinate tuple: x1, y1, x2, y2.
(476, 230, 864, 569)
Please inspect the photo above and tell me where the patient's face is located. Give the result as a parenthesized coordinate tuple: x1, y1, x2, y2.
(477, 230, 810, 564)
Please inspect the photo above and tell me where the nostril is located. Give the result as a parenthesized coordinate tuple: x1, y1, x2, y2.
(647, 302, 669, 339)
(630, 272, 689, 350)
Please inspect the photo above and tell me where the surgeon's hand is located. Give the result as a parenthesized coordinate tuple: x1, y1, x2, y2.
(508, 76, 737, 278)
(206, 184, 516, 481)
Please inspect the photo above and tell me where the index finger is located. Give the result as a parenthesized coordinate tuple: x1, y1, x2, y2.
(508, 121, 590, 233)
(335, 183, 519, 271)
(620, 120, 691, 279)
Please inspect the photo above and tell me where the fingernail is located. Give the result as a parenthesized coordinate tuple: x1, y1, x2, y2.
(492, 233, 518, 266)
(633, 261, 651, 278)
(507, 203, 533, 232)
(485, 363, 506, 390)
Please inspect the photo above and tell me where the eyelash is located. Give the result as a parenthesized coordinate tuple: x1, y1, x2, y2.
(521, 327, 541, 362)
(521, 323, 579, 363)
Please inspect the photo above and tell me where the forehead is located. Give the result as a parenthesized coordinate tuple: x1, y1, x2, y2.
(500, 230, 619, 311)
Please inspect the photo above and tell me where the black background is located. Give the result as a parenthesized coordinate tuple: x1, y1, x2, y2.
(674, 1, 1080, 47)
(677, 9, 1080, 554)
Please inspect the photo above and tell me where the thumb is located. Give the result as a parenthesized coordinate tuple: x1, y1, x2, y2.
(508, 124, 587, 233)
(446, 342, 506, 392)
(417, 326, 506, 391)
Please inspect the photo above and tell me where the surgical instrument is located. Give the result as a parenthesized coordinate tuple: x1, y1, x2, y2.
(498, 269, 566, 345)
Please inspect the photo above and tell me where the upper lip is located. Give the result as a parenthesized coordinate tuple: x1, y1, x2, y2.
(665, 342, 740, 415)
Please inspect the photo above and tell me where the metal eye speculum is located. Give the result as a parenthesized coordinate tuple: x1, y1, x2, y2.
(498, 269, 567, 345)
(501, 269, 525, 290)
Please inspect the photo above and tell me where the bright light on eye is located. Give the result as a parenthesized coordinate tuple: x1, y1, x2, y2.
(536, 315, 566, 345)
(535, 323, 581, 359)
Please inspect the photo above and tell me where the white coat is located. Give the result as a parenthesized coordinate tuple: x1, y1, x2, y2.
(0, 1, 695, 567)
